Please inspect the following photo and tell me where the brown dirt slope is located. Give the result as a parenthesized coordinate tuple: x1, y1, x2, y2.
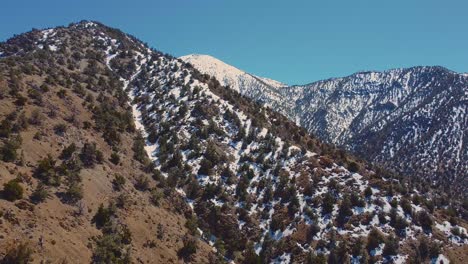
(0, 30, 212, 263)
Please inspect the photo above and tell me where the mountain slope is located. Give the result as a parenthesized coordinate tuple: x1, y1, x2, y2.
(0, 22, 213, 263)
(0, 21, 467, 263)
(183, 56, 467, 195)
(280, 67, 467, 194)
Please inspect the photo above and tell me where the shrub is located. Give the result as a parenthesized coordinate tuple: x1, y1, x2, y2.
(244, 241, 261, 264)
(0, 119, 12, 138)
(53, 123, 67, 135)
(59, 143, 77, 160)
(134, 175, 149, 191)
(350, 192, 365, 207)
(306, 252, 327, 264)
(382, 235, 399, 257)
(427, 240, 441, 259)
(197, 158, 213, 175)
(15, 112, 29, 131)
(418, 236, 429, 260)
(103, 127, 121, 147)
(57, 89, 67, 98)
(150, 189, 162, 206)
(185, 215, 198, 236)
(400, 198, 412, 215)
(2, 179, 23, 201)
(28, 109, 44, 125)
(1, 242, 33, 264)
(1, 135, 22, 162)
(14, 95, 27, 106)
(307, 223, 321, 242)
(178, 236, 197, 261)
(389, 209, 408, 237)
(115, 193, 130, 209)
(337, 195, 353, 226)
(92, 203, 116, 229)
(92, 232, 131, 264)
(112, 174, 126, 191)
(34, 155, 59, 186)
(204, 141, 226, 165)
(347, 161, 360, 173)
(110, 152, 120, 165)
(65, 182, 84, 203)
(328, 239, 350, 264)
(132, 133, 148, 164)
(80, 142, 102, 167)
(30, 183, 49, 203)
(83, 121, 92, 129)
(416, 210, 433, 232)
(322, 192, 335, 215)
(157, 223, 165, 240)
(451, 227, 462, 237)
(367, 228, 384, 253)
(364, 186, 373, 198)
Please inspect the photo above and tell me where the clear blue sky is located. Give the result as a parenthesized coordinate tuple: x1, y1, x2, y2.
(1, 0, 467, 84)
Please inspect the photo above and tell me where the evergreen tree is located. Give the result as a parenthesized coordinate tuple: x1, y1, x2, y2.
(337, 195, 353, 226)
(322, 192, 335, 215)
(383, 235, 399, 257)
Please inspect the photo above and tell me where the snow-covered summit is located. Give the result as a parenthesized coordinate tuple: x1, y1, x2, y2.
(180, 54, 286, 93)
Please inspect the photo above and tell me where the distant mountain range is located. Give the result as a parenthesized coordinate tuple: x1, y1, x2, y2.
(181, 55, 468, 195)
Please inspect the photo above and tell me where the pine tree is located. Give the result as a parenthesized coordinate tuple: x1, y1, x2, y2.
(383, 235, 399, 257)
(337, 195, 353, 226)
(322, 192, 335, 215)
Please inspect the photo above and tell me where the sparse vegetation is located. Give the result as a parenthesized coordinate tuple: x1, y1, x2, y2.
(1, 242, 33, 264)
(112, 174, 126, 191)
(2, 179, 24, 201)
(30, 183, 49, 203)
(0, 20, 464, 264)
(178, 236, 197, 261)
(92, 203, 116, 229)
(34, 154, 59, 186)
(1, 135, 22, 162)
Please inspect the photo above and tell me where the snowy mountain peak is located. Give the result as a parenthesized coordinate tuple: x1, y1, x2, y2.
(180, 54, 286, 93)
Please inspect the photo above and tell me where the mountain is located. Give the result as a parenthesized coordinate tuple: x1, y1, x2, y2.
(183, 56, 467, 196)
(281, 67, 468, 195)
(180, 54, 286, 92)
(180, 54, 292, 111)
(0, 22, 213, 263)
(0, 21, 467, 263)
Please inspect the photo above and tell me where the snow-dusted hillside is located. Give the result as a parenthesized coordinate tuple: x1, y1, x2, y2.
(279, 67, 468, 193)
(1, 21, 466, 263)
(183, 55, 468, 194)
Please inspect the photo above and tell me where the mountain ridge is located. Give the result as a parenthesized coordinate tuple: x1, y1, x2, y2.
(182, 54, 468, 196)
(0, 20, 466, 263)
(180, 54, 286, 90)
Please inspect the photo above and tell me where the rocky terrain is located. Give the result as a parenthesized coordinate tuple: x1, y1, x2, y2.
(0, 21, 466, 263)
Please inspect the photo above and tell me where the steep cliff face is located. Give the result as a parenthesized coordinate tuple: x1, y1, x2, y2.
(0, 21, 466, 263)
